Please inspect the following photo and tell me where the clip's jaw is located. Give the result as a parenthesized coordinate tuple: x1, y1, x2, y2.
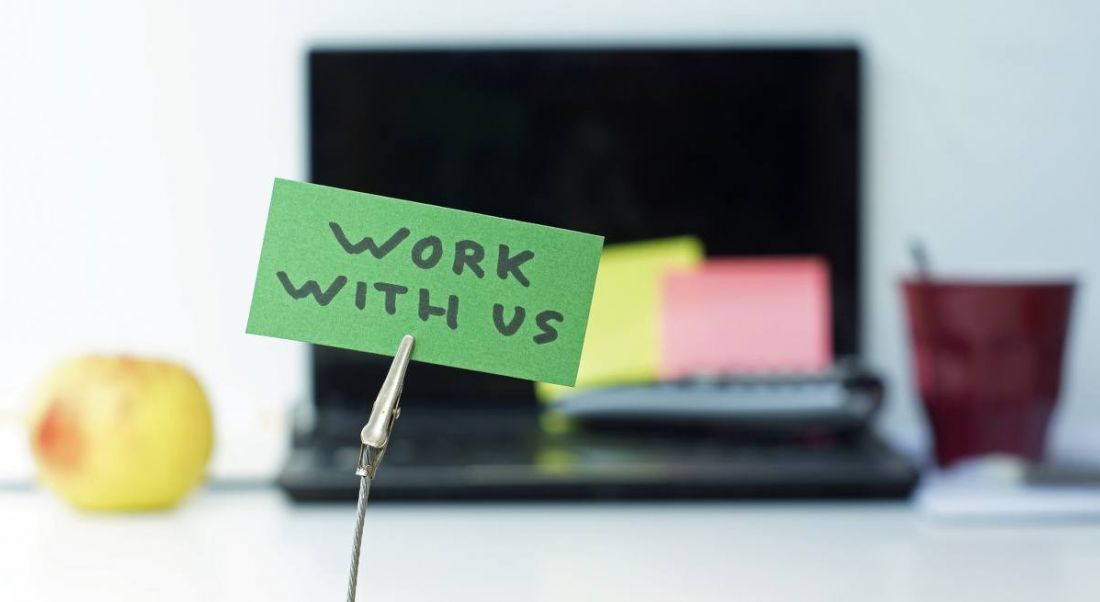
(356, 334, 414, 480)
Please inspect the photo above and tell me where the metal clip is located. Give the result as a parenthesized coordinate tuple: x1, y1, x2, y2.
(356, 334, 414, 479)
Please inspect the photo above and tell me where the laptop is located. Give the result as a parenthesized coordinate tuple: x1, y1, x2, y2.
(278, 46, 918, 501)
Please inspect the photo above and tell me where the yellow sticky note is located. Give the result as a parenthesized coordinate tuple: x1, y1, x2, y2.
(536, 236, 704, 401)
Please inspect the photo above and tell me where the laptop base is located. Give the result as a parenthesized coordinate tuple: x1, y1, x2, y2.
(279, 406, 917, 502)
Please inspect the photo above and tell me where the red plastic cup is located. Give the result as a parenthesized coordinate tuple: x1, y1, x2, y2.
(902, 279, 1075, 467)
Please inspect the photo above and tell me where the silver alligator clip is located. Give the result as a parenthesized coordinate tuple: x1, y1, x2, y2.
(356, 334, 414, 479)
(347, 334, 414, 602)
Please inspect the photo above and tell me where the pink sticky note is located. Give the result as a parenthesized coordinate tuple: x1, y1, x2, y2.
(660, 257, 832, 378)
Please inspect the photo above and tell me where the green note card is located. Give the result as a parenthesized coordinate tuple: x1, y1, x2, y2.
(247, 179, 604, 386)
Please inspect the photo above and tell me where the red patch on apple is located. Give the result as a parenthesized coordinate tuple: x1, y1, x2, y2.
(34, 401, 83, 472)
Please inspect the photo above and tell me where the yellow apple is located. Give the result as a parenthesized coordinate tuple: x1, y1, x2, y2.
(28, 356, 214, 511)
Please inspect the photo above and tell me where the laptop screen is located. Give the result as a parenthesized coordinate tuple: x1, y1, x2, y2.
(309, 47, 861, 408)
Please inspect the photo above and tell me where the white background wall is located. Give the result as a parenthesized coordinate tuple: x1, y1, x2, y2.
(1, 1, 1098, 473)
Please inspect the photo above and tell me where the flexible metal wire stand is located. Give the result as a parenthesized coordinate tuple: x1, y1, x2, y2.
(346, 477, 372, 602)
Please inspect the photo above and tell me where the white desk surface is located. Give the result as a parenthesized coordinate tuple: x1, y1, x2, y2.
(2, 487, 1099, 602)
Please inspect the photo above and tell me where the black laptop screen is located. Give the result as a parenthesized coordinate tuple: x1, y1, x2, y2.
(309, 47, 861, 407)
